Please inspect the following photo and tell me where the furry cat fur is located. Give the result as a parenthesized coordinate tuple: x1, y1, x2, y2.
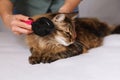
(26, 13, 120, 64)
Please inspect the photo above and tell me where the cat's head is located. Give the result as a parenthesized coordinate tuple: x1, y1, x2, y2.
(32, 13, 77, 46)
(51, 13, 77, 46)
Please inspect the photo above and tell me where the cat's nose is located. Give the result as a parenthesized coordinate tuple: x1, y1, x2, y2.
(71, 36, 76, 42)
(73, 32, 77, 40)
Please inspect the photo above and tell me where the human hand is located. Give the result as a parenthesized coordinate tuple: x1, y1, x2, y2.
(59, 0, 81, 13)
(2, 14, 33, 35)
(59, 5, 73, 13)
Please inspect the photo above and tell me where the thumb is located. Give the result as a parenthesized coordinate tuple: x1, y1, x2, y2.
(15, 14, 30, 21)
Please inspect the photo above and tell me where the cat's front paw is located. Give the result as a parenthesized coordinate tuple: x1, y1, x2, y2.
(29, 55, 58, 64)
(40, 54, 59, 63)
(29, 56, 41, 64)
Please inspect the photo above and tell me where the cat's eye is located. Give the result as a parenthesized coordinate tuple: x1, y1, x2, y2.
(65, 32, 70, 37)
(56, 28, 63, 32)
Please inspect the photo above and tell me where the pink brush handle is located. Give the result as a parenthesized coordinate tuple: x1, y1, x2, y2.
(21, 20, 33, 25)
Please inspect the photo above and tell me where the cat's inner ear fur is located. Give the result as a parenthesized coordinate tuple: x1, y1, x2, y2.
(65, 13, 78, 20)
(53, 13, 78, 22)
(53, 14, 66, 22)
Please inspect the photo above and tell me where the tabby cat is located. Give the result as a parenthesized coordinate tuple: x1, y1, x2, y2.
(26, 13, 120, 64)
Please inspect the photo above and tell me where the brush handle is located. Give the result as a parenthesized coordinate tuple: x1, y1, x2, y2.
(21, 19, 33, 25)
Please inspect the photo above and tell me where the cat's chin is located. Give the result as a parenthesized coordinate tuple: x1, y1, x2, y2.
(58, 42, 72, 46)
(59, 42, 73, 46)
(63, 42, 73, 46)
(55, 36, 73, 46)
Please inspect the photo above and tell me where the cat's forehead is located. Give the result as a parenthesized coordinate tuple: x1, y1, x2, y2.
(44, 13, 70, 20)
(43, 13, 59, 19)
(52, 14, 72, 23)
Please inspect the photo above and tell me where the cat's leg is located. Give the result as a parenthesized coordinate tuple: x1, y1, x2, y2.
(29, 47, 61, 64)
(55, 42, 83, 59)
(40, 53, 59, 63)
(29, 47, 42, 64)
(40, 42, 83, 63)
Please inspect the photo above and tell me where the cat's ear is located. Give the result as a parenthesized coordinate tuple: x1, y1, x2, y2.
(53, 14, 65, 22)
(66, 12, 78, 20)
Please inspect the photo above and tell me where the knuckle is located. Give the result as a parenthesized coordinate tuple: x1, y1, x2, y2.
(25, 30, 31, 34)
(13, 32, 21, 35)
(25, 30, 29, 34)
(11, 26, 16, 32)
(18, 14, 23, 16)
(16, 14, 22, 17)
(10, 20, 16, 26)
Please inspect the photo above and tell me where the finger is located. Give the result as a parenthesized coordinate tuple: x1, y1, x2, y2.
(11, 20, 32, 30)
(14, 14, 30, 21)
(17, 21, 32, 30)
(12, 26, 33, 34)
(13, 32, 22, 35)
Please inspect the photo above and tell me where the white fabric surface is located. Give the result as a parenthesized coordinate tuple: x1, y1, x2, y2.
(0, 24, 120, 80)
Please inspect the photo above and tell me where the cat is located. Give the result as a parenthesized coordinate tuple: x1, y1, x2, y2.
(26, 13, 120, 64)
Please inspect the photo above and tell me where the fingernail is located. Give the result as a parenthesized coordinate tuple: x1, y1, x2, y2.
(28, 17, 33, 20)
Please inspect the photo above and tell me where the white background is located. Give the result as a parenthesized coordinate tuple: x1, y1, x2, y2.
(79, 0, 120, 24)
